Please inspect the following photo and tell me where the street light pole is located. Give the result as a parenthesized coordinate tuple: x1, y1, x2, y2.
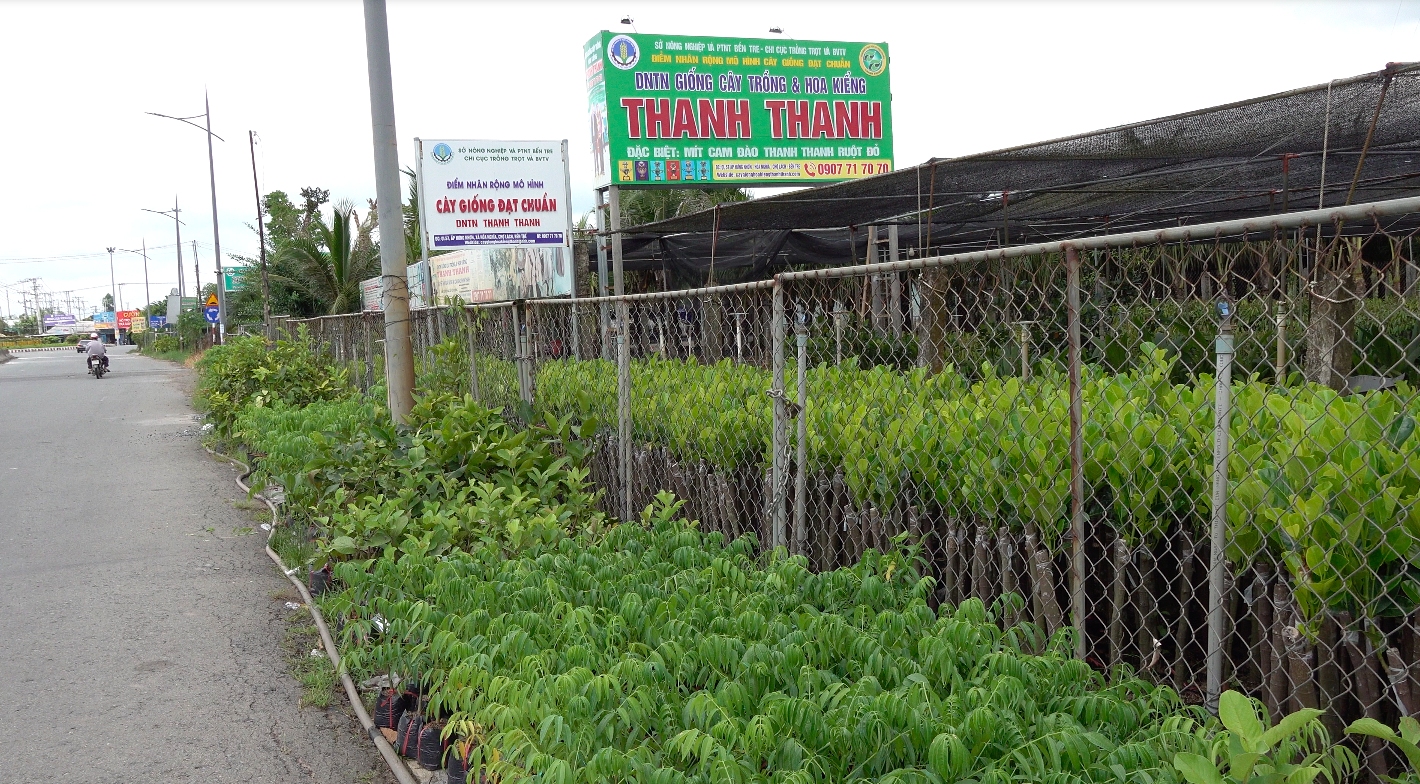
(106, 246, 117, 342)
(147, 99, 225, 341)
(143, 201, 185, 349)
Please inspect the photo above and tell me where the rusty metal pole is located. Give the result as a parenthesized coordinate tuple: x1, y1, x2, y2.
(1066, 246, 1088, 661)
(793, 313, 809, 556)
(1207, 300, 1236, 714)
(770, 279, 788, 551)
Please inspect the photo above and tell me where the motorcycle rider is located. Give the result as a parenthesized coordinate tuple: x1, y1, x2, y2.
(85, 333, 109, 372)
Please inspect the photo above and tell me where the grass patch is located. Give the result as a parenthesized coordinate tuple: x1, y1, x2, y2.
(270, 522, 315, 572)
(282, 617, 337, 709)
(142, 349, 195, 363)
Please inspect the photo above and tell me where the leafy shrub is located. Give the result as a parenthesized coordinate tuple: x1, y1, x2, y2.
(238, 392, 605, 564)
(1173, 690, 1357, 784)
(535, 347, 1420, 624)
(330, 493, 1211, 783)
(150, 334, 180, 353)
(197, 329, 351, 435)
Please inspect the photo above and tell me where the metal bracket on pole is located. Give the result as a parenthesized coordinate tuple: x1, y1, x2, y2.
(1206, 300, 1236, 715)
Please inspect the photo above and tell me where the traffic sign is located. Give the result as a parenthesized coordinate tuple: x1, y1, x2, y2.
(204, 293, 219, 307)
(149, 316, 167, 328)
(204, 306, 220, 324)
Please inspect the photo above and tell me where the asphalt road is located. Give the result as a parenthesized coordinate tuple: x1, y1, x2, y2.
(0, 347, 389, 783)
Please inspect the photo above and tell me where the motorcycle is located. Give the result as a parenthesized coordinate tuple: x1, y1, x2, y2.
(89, 356, 108, 379)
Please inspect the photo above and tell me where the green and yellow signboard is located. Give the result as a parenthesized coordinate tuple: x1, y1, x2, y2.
(585, 31, 893, 187)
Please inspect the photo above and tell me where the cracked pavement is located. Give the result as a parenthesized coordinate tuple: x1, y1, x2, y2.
(0, 348, 392, 783)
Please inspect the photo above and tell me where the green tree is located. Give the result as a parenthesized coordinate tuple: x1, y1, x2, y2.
(271, 200, 379, 315)
(263, 190, 301, 248)
(299, 186, 330, 229)
(101, 293, 115, 310)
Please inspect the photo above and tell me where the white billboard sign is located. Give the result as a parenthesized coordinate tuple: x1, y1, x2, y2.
(417, 139, 572, 251)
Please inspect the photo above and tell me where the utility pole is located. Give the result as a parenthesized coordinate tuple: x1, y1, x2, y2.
(363, 0, 415, 423)
(192, 239, 204, 345)
(142, 240, 151, 334)
(204, 92, 226, 342)
(249, 130, 271, 339)
(31, 279, 43, 336)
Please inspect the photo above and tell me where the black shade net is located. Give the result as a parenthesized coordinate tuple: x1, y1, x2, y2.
(615, 63, 1420, 275)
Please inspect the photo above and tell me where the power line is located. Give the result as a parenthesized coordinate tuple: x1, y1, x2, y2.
(0, 240, 216, 265)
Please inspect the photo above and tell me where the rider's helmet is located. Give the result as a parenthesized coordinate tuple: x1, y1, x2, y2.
(90, 333, 99, 339)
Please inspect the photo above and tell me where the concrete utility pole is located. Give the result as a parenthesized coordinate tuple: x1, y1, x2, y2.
(204, 92, 225, 342)
(363, 0, 415, 423)
(31, 279, 43, 336)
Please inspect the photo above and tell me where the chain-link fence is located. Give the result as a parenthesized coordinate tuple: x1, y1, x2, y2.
(290, 196, 1420, 777)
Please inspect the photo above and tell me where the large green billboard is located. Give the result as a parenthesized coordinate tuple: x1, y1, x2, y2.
(585, 31, 893, 188)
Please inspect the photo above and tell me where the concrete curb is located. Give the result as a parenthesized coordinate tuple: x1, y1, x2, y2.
(205, 445, 420, 784)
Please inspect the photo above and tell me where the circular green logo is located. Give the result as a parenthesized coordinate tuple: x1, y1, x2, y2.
(859, 44, 886, 76)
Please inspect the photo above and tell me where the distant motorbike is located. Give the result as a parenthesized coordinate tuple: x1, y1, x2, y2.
(89, 356, 108, 379)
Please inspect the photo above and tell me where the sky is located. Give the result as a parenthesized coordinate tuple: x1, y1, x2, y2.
(1, 0, 1418, 320)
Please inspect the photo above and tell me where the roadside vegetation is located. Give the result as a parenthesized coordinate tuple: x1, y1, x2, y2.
(196, 332, 1420, 783)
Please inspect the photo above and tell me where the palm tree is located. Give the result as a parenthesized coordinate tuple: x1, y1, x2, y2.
(271, 200, 380, 315)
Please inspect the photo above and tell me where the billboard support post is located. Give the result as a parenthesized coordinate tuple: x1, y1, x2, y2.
(562, 140, 580, 360)
(595, 187, 612, 359)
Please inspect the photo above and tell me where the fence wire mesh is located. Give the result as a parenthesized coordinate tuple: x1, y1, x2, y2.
(289, 201, 1420, 779)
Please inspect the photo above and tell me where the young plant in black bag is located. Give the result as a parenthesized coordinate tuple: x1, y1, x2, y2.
(373, 687, 405, 730)
(395, 700, 425, 759)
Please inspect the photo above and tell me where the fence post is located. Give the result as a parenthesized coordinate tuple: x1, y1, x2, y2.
(1066, 246, 1088, 661)
(888, 224, 903, 336)
(616, 302, 632, 521)
(1274, 299, 1286, 382)
(1206, 300, 1235, 715)
(463, 307, 480, 401)
(363, 313, 375, 392)
(794, 312, 809, 556)
(514, 302, 533, 406)
(770, 280, 788, 551)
